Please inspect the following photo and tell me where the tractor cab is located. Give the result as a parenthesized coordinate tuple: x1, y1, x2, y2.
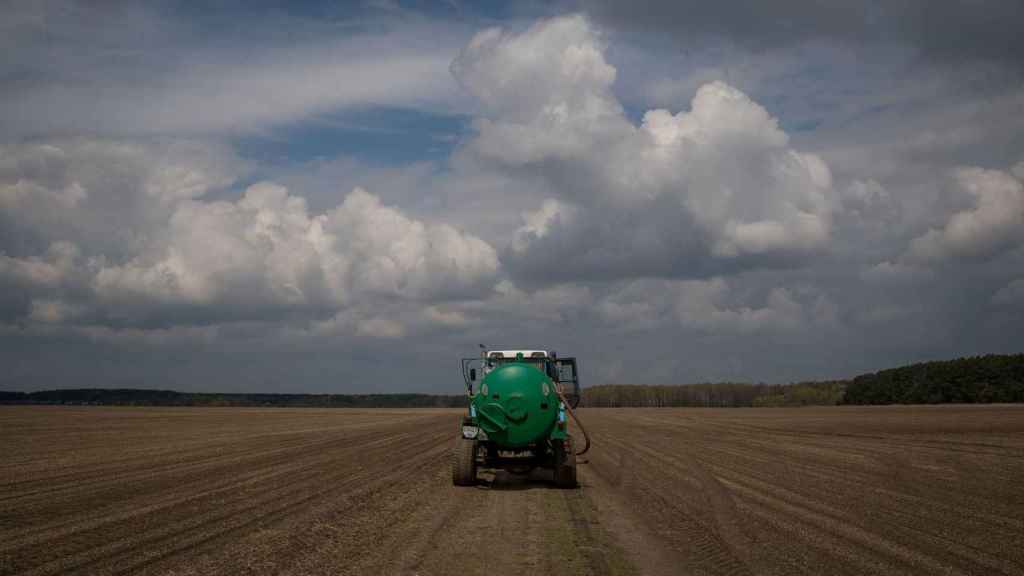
(462, 348, 580, 409)
(484, 350, 547, 374)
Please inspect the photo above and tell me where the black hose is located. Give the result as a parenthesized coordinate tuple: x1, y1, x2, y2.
(554, 385, 590, 456)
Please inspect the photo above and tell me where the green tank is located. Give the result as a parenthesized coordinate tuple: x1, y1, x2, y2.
(473, 362, 557, 447)
(453, 349, 586, 488)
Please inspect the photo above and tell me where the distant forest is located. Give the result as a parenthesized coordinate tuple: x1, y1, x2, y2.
(580, 381, 846, 408)
(842, 353, 1024, 405)
(0, 389, 467, 408)
(582, 353, 1024, 407)
(2, 353, 1022, 408)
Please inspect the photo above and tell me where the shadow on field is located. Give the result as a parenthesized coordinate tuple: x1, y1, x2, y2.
(476, 469, 564, 491)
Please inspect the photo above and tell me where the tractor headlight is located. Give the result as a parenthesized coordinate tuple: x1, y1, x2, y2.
(462, 425, 479, 439)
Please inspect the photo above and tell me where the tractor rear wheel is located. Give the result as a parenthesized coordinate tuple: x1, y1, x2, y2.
(553, 437, 577, 488)
(452, 438, 477, 486)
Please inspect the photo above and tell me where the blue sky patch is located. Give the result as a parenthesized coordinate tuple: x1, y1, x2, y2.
(233, 106, 471, 168)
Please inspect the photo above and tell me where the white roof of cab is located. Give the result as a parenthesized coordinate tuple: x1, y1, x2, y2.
(488, 349, 549, 358)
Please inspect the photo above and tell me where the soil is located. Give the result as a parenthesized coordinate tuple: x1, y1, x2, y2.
(1, 404, 1022, 575)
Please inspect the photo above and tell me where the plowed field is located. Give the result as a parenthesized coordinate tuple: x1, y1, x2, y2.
(2, 405, 1022, 575)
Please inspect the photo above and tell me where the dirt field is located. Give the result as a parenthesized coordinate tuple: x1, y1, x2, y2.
(2, 405, 1022, 576)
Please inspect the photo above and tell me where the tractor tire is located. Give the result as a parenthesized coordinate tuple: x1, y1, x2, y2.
(553, 437, 577, 488)
(452, 438, 477, 486)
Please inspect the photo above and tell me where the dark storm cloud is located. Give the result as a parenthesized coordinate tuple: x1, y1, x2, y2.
(583, 0, 1024, 66)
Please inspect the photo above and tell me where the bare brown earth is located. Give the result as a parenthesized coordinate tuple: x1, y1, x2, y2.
(1, 405, 1022, 576)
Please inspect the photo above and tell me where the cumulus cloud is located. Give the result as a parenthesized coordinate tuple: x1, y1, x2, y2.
(0, 139, 243, 261)
(422, 305, 471, 328)
(592, 275, 839, 335)
(0, 242, 82, 290)
(0, 139, 498, 328)
(452, 15, 836, 282)
(452, 18, 620, 126)
(485, 280, 594, 324)
(602, 276, 835, 334)
(839, 179, 900, 233)
(908, 165, 1024, 263)
(7, 10, 1024, 391)
(1013, 162, 1024, 181)
(860, 261, 934, 286)
(356, 316, 407, 339)
(510, 199, 575, 253)
(673, 278, 804, 334)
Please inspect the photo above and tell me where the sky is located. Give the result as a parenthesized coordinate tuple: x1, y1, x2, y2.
(2, 0, 1023, 393)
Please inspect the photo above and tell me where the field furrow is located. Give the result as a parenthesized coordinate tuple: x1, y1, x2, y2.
(2, 405, 1022, 575)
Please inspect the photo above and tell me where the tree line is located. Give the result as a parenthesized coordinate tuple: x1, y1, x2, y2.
(580, 381, 846, 408)
(581, 353, 1024, 407)
(0, 389, 468, 408)
(843, 353, 1024, 404)
(2, 353, 1021, 408)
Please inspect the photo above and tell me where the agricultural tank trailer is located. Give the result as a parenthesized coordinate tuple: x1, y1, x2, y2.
(464, 349, 582, 408)
(452, 349, 590, 488)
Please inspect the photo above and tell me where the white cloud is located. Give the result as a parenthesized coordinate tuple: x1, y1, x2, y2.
(453, 16, 836, 281)
(673, 278, 804, 335)
(839, 179, 900, 232)
(93, 182, 326, 308)
(93, 183, 499, 314)
(0, 242, 82, 289)
(908, 166, 1024, 262)
(642, 67, 733, 109)
(452, 15, 629, 170)
(0, 5, 469, 137)
(1013, 161, 1024, 181)
(486, 280, 594, 323)
(422, 305, 471, 327)
(327, 187, 500, 299)
(510, 198, 574, 253)
(137, 48, 460, 134)
(6, 10, 1024, 391)
(452, 16, 620, 126)
(860, 261, 935, 285)
(0, 139, 499, 328)
(0, 139, 245, 263)
(593, 279, 668, 331)
(590, 276, 838, 336)
(356, 316, 406, 339)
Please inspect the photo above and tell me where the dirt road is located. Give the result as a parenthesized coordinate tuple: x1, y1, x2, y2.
(2, 405, 1022, 575)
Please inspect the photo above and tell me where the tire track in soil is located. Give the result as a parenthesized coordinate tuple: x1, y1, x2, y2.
(17, 430, 446, 576)
(580, 407, 1024, 576)
(2, 427, 413, 554)
(651, 424, 1022, 574)
(358, 461, 636, 576)
(587, 429, 753, 576)
(124, 433, 451, 576)
(1, 409, 453, 576)
(3, 405, 1023, 576)
(0, 412, 436, 528)
(144, 434, 452, 573)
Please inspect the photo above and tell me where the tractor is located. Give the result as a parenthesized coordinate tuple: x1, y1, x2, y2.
(453, 348, 588, 488)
